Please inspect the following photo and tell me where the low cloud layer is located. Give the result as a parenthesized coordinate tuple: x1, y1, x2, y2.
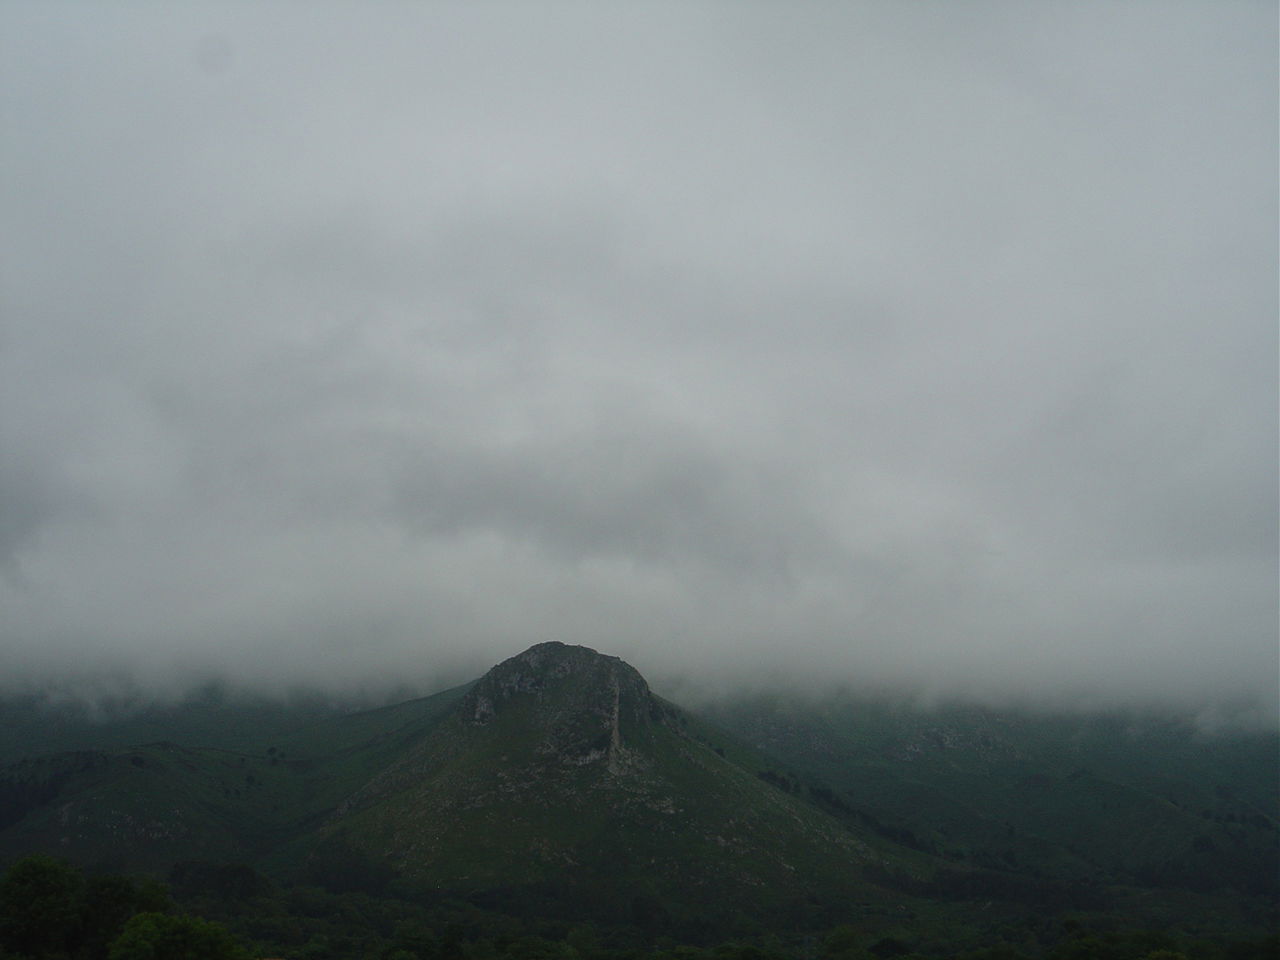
(1, 3, 1275, 718)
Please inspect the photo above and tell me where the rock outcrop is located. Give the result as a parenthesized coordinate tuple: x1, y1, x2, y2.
(460, 641, 675, 770)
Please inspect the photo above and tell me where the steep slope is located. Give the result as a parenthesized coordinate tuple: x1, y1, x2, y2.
(291, 643, 906, 926)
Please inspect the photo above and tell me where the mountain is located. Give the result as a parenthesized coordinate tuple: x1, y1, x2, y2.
(0, 643, 1275, 944)
(0, 645, 923, 933)
(283, 642, 920, 928)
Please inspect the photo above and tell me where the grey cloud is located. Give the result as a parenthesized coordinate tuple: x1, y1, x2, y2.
(388, 407, 818, 579)
(0, 2, 1273, 717)
(0, 450, 65, 576)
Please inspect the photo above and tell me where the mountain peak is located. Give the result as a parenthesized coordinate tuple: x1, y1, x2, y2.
(459, 642, 670, 771)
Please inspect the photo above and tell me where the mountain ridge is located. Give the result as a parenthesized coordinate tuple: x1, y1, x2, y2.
(0, 642, 1274, 941)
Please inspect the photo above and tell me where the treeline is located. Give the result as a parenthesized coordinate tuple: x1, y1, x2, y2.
(3, 854, 1277, 960)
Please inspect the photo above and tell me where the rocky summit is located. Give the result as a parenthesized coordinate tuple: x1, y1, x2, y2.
(459, 642, 675, 771)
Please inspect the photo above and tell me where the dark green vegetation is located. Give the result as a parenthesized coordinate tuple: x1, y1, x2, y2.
(0, 853, 247, 959)
(5, 853, 1276, 960)
(700, 694, 1278, 906)
(0, 686, 351, 770)
(0, 643, 1275, 958)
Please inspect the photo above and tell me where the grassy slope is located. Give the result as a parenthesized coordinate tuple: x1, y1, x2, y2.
(699, 694, 1279, 903)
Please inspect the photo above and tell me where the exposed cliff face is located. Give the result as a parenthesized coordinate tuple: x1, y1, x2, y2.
(459, 642, 675, 771)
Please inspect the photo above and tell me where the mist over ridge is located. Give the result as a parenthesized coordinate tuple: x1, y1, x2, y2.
(2, 640, 1275, 737)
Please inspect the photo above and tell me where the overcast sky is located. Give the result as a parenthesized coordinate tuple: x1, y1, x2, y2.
(1, 2, 1275, 718)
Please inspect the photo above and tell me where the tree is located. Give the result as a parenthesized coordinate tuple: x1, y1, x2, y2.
(80, 874, 172, 959)
(107, 912, 247, 960)
(0, 854, 83, 958)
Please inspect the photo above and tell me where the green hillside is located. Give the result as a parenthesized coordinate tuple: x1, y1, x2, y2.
(0, 646, 933, 935)
(300, 646, 934, 926)
(701, 693, 1279, 909)
(0, 682, 474, 874)
(0, 645, 1275, 947)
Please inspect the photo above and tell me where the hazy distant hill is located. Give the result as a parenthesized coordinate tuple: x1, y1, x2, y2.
(0, 644, 1275, 942)
(0, 684, 351, 764)
(0, 679, 472, 875)
(702, 692, 1279, 911)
